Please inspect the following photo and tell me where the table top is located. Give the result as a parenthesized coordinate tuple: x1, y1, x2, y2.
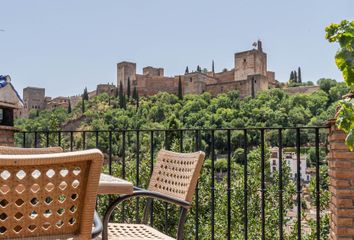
(98, 173, 134, 195)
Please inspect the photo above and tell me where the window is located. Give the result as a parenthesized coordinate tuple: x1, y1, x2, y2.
(190, 78, 192, 82)
(273, 160, 276, 165)
(243, 59, 246, 62)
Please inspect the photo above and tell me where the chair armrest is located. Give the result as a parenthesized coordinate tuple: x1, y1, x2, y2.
(132, 187, 191, 208)
(91, 210, 103, 239)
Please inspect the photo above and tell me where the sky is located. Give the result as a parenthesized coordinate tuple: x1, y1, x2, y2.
(0, 0, 353, 98)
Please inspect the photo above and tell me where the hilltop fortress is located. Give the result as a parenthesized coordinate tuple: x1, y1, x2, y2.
(117, 40, 276, 98)
(20, 41, 279, 117)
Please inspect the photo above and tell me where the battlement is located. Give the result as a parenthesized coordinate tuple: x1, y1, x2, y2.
(143, 66, 164, 77)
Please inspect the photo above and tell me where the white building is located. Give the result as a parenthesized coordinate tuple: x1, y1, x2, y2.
(270, 147, 310, 182)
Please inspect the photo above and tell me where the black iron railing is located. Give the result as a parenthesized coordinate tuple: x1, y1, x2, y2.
(15, 126, 330, 240)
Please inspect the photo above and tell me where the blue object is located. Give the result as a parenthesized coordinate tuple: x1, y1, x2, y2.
(0, 75, 8, 88)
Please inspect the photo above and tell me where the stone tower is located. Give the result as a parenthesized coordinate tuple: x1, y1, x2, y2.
(234, 40, 267, 81)
(117, 61, 137, 89)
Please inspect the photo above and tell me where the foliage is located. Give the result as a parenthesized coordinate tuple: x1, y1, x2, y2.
(326, 20, 354, 149)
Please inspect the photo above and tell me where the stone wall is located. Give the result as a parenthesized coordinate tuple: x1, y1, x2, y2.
(135, 75, 176, 96)
(284, 86, 320, 95)
(97, 84, 116, 97)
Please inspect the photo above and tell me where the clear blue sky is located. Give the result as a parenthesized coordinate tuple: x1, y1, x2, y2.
(0, 0, 353, 97)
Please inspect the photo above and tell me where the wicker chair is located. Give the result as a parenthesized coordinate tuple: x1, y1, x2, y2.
(0, 148, 103, 239)
(0, 146, 63, 155)
(102, 149, 205, 240)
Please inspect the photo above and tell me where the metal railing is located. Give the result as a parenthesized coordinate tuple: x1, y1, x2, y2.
(15, 126, 330, 240)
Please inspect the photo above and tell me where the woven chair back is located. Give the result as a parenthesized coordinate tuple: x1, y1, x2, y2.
(148, 150, 205, 203)
(0, 146, 63, 155)
(0, 149, 102, 239)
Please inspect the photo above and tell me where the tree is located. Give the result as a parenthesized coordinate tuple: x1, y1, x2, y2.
(185, 66, 189, 74)
(67, 100, 72, 113)
(317, 78, 337, 93)
(212, 60, 215, 73)
(298, 67, 302, 83)
(132, 86, 138, 101)
(114, 87, 119, 98)
(81, 87, 89, 113)
(178, 76, 183, 100)
(81, 98, 85, 113)
(197, 65, 201, 72)
(294, 71, 298, 83)
(127, 77, 131, 99)
(119, 81, 125, 109)
(136, 90, 139, 109)
(83, 87, 89, 101)
(289, 71, 295, 83)
(326, 20, 354, 149)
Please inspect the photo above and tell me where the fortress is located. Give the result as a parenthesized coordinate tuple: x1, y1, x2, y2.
(117, 40, 276, 98)
(19, 41, 277, 117)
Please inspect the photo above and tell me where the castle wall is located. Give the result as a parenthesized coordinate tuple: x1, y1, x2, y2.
(97, 84, 116, 97)
(214, 69, 234, 83)
(135, 75, 176, 96)
(143, 67, 164, 77)
(205, 81, 240, 96)
(183, 73, 211, 95)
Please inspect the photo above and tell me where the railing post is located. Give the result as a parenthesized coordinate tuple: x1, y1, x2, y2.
(327, 119, 354, 239)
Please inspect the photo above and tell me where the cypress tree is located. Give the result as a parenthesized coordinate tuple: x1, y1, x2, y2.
(185, 66, 189, 74)
(67, 100, 72, 113)
(197, 65, 201, 72)
(122, 94, 127, 109)
(127, 77, 131, 99)
(81, 98, 85, 113)
(119, 81, 124, 108)
(83, 87, 89, 101)
(136, 90, 139, 109)
(178, 76, 183, 100)
(212, 60, 215, 73)
(132, 86, 138, 101)
(114, 87, 119, 98)
(294, 71, 298, 83)
(81, 87, 88, 113)
(290, 71, 294, 83)
(298, 67, 302, 83)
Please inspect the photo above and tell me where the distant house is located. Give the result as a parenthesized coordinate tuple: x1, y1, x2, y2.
(270, 147, 310, 182)
(0, 75, 23, 124)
